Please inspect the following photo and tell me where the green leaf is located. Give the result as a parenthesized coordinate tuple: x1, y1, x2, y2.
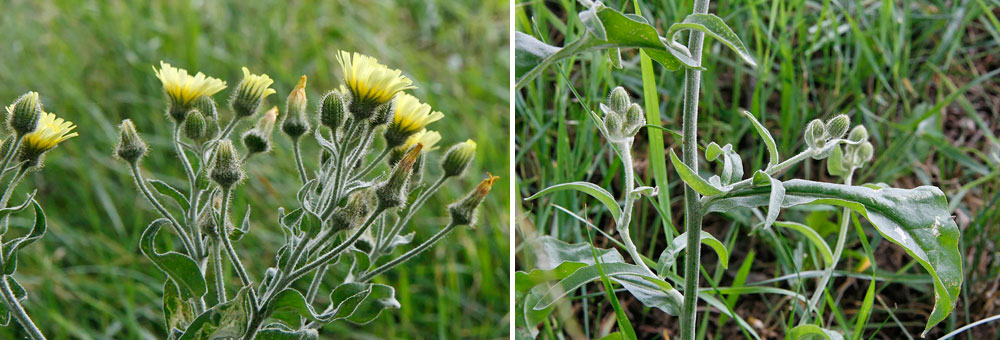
(270, 288, 326, 322)
(750, 171, 785, 230)
(148, 179, 190, 212)
(657, 231, 730, 272)
(525, 181, 621, 222)
(773, 222, 834, 266)
(666, 13, 757, 67)
(790, 324, 844, 340)
(140, 219, 207, 300)
(2, 200, 47, 275)
(515, 6, 686, 88)
(669, 149, 726, 196)
(741, 111, 778, 169)
(515, 236, 623, 293)
(705, 180, 962, 333)
(343, 284, 399, 325)
(327, 282, 372, 320)
(0, 277, 26, 327)
(256, 326, 318, 340)
(532, 262, 680, 314)
(163, 280, 195, 338)
(0, 191, 37, 232)
(179, 286, 254, 340)
(853, 279, 877, 340)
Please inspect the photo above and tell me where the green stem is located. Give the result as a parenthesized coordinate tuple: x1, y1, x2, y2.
(0, 275, 45, 340)
(360, 222, 459, 282)
(0, 136, 23, 179)
(219, 188, 252, 287)
(680, 0, 711, 339)
(377, 176, 447, 254)
(802, 171, 854, 323)
(291, 138, 309, 185)
(129, 164, 195, 255)
(211, 241, 227, 303)
(350, 147, 390, 181)
(616, 142, 655, 276)
(0, 168, 28, 209)
(173, 125, 205, 259)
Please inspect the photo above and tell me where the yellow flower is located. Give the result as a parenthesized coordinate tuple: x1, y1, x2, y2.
(336, 51, 414, 110)
(385, 93, 444, 146)
(237, 67, 276, 100)
(22, 112, 78, 156)
(397, 129, 441, 152)
(153, 61, 227, 107)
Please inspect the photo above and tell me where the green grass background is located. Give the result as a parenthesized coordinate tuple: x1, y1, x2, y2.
(0, 0, 510, 338)
(516, 0, 999, 338)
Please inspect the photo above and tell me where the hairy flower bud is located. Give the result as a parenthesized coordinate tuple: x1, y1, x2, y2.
(320, 90, 346, 129)
(623, 103, 645, 136)
(330, 188, 373, 233)
(183, 110, 208, 141)
(448, 173, 499, 227)
(804, 119, 826, 150)
(281, 76, 311, 139)
(847, 125, 868, 144)
(855, 141, 874, 165)
(231, 67, 276, 118)
(243, 106, 278, 154)
(7, 91, 41, 135)
(210, 140, 243, 188)
(603, 113, 626, 143)
(115, 119, 147, 164)
(193, 96, 218, 120)
(442, 139, 476, 178)
(376, 143, 422, 209)
(825, 114, 849, 140)
(370, 101, 394, 127)
(608, 86, 631, 114)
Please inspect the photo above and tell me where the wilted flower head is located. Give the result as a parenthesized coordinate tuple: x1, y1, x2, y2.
(281, 76, 311, 139)
(377, 143, 423, 209)
(21, 112, 78, 165)
(448, 173, 499, 227)
(244, 106, 278, 154)
(231, 66, 276, 117)
(154, 61, 227, 120)
(384, 93, 444, 148)
(336, 51, 414, 118)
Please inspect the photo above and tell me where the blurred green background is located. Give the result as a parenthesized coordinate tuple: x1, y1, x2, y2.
(0, 0, 509, 338)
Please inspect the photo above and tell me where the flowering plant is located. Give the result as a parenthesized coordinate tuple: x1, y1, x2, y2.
(117, 54, 495, 339)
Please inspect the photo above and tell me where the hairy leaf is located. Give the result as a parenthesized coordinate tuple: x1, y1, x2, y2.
(163, 280, 195, 338)
(140, 219, 207, 300)
(179, 286, 254, 340)
(2, 201, 47, 275)
(657, 231, 730, 272)
(666, 13, 757, 67)
(526, 181, 621, 222)
(774, 221, 834, 266)
(789, 324, 844, 340)
(669, 149, 726, 196)
(741, 111, 778, 169)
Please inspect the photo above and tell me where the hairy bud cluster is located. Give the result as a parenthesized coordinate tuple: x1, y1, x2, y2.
(805, 114, 851, 159)
(841, 125, 874, 170)
(210, 140, 244, 188)
(600, 86, 644, 144)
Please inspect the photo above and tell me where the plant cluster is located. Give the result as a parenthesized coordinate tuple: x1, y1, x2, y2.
(0, 92, 77, 340)
(516, 2, 962, 340)
(115, 53, 495, 339)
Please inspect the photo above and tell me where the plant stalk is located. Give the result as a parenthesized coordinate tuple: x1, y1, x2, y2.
(802, 171, 853, 323)
(616, 141, 655, 276)
(0, 275, 45, 340)
(680, 0, 711, 338)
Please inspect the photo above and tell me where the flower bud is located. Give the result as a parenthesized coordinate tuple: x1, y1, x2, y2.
(231, 67, 276, 118)
(825, 114, 849, 140)
(448, 173, 499, 227)
(608, 86, 630, 114)
(369, 101, 394, 127)
(376, 143, 422, 209)
(320, 90, 346, 130)
(623, 103, 645, 136)
(210, 140, 243, 188)
(847, 125, 868, 144)
(442, 139, 476, 177)
(193, 96, 218, 120)
(7, 91, 41, 135)
(183, 110, 208, 141)
(115, 119, 147, 164)
(281, 76, 311, 139)
(243, 106, 278, 154)
(603, 113, 626, 143)
(855, 141, 874, 165)
(804, 119, 826, 150)
(330, 188, 373, 233)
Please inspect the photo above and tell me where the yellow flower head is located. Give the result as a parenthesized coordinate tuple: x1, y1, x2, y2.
(22, 112, 78, 157)
(231, 67, 276, 117)
(337, 51, 414, 109)
(390, 93, 444, 135)
(398, 129, 441, 152)
(153, 61, 227, 107)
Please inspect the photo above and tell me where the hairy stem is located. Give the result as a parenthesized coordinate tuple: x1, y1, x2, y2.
(360, 222, 459, 281)
(129, 164, 195, 255)
(219, 188, 252, 287)
(616, 142, 654, 275)
(211, 241, 227, 303)
(291, 138, 309, 185)
(350, 147, 391, 181)
(680, 0, 711, 338)
(0, 275, 45, 340)
(802, 171, 853, 323)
